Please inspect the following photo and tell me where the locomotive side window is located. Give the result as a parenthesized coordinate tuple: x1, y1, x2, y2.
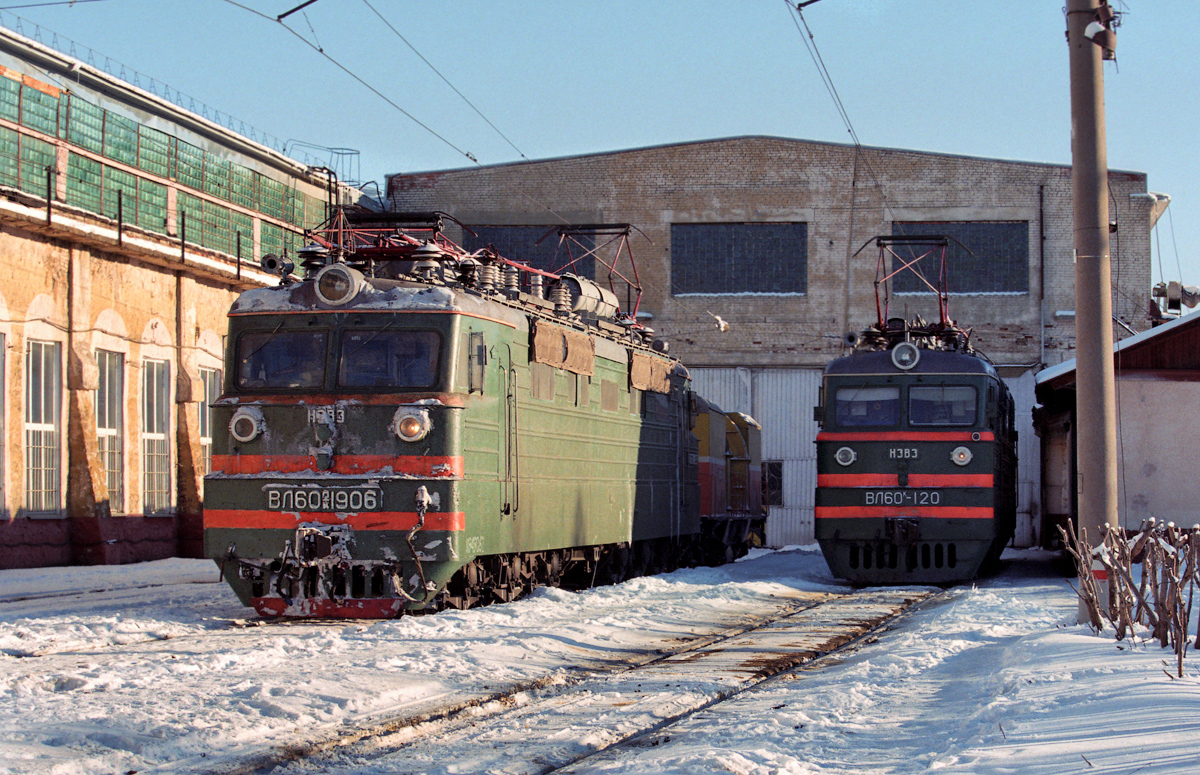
(909, 385, 977, 426)
(339, 330, 441, 388)
(834, 386, 899, 427)
(236, 330, 328, 389)
(467, 331, 486, 394)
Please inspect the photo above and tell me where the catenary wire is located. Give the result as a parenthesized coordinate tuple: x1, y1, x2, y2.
(361, 0, 529, 162)
(218, 0, 480, 165)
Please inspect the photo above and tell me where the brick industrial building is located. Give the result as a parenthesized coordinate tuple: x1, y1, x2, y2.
(0, 28, 345, 568)
(387, 138, 1166, 547)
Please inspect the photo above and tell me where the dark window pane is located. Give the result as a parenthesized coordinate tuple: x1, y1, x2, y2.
(670, 223, 807, 295)
(909, 386, 977, 426)
(338, 330, 441, 388)
(464, 225, 595, 280)
(835, 386, 900, 428)
(236, 330, 327, 389)
(763, 461, 784, 507)
(891, 222, 1028, 294)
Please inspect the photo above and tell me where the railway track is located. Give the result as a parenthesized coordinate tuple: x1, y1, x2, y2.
(217, 588, 939, 775)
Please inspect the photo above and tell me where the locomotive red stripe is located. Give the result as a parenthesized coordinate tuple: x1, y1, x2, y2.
(817, 473, 994, 488)
(909, 473, 993, 487)
(817, 473, 897, 487)
(251, 596, 407, 618)
(816, 431, 995, 442)
(211, 454, 464, 477)
(204, 509, 466, 531)
(814, 506, 993, 520)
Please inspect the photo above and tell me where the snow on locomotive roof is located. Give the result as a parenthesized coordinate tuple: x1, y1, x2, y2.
(229, 277, 527, 327)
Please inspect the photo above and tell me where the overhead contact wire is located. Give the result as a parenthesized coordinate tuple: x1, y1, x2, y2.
(362, 0, 529, 162)
(219, 0, 480, 165)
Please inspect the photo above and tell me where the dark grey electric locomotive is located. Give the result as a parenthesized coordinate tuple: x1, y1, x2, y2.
(813, 236, 1017, 584)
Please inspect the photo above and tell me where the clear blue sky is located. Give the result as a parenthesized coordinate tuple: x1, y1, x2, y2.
(6, 0, 1196, 288)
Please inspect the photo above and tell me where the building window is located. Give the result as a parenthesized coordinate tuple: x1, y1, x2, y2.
(96, 349, 125, 513)
(198, 367, 221, 475)
(891, 222, 1029, 294)
(141, 359, 172, 514)
(25, 340, 62, 514)
(670, 223, 807, 295)
(763, 461, 784, 507)
(462, 226, 595, 279)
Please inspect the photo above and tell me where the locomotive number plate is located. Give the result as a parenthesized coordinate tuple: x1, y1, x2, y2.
(888, 447, 919, 459)
(864, 490, 941, 506)
(265, 485, 383, 512)
(308, 407, 345, 424)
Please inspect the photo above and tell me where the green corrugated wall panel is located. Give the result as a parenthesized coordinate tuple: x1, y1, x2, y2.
(203, 151, 230, 200)
(66, 95, 103, 152)
(258, 174, 284, 220)
(20, 86, 60, 136)
(0, 77, 19, 123)
(177, 190, 202, 243)
(101, 165, 138, 221)
(0, 126, 18, 188)
(137, 178, 168, 235)
(304, 191, 325, 229)
(176, 140, 203, 190)
(201, 198, 232, 254)
(103, 112, 139, 166)
(286, 188, 305, 227)
(283, 227, 305, 256)
(260, 221, 283, 258)
(231, 164, 255, 209)
(65, 152, 102, 212)
(137, 126, 171, 177)
(232, 211, 253, 259)
(18, 135, 55, 196)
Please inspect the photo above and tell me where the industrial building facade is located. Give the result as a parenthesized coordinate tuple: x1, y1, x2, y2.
(0, 28, 337, 568)
(387, 138, 1164, 548)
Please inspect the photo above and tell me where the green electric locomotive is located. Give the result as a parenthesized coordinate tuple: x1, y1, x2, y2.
(813, 236, 1017, 584)
(204, 208, 757, 617)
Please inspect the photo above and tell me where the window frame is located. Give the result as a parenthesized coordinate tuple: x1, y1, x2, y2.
(95, 348, 125, 513)
(24, 339, 63, 516)
(141, 358, 173, 515)
(670, 222, 808, 296)
(763, 460, 784, 508)
(198, 366, 221, 476)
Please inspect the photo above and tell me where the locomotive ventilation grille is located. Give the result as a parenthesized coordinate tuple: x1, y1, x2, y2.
(847, 542, 957, 572)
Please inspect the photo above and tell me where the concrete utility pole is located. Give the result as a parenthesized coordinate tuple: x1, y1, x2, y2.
(1066, 0, 1119, 621)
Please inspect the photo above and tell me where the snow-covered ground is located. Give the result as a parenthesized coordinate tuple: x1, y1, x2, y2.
(1, 546, 1197, 775)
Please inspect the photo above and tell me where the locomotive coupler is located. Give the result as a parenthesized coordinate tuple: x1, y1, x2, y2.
(885, 517, 921, 546)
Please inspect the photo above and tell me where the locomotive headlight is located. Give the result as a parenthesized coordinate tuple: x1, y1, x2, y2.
(950, 446, 973, 466)
(391, 407, 431, 443)
(314, 264, 365, 306)
(834, 446, 857, 466)
(229, 406, 265, 443)
(891, 342, 921, 370)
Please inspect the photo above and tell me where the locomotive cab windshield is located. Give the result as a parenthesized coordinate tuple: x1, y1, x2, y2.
(829, 380, 982, 429)
(233, 322, 444, 392)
